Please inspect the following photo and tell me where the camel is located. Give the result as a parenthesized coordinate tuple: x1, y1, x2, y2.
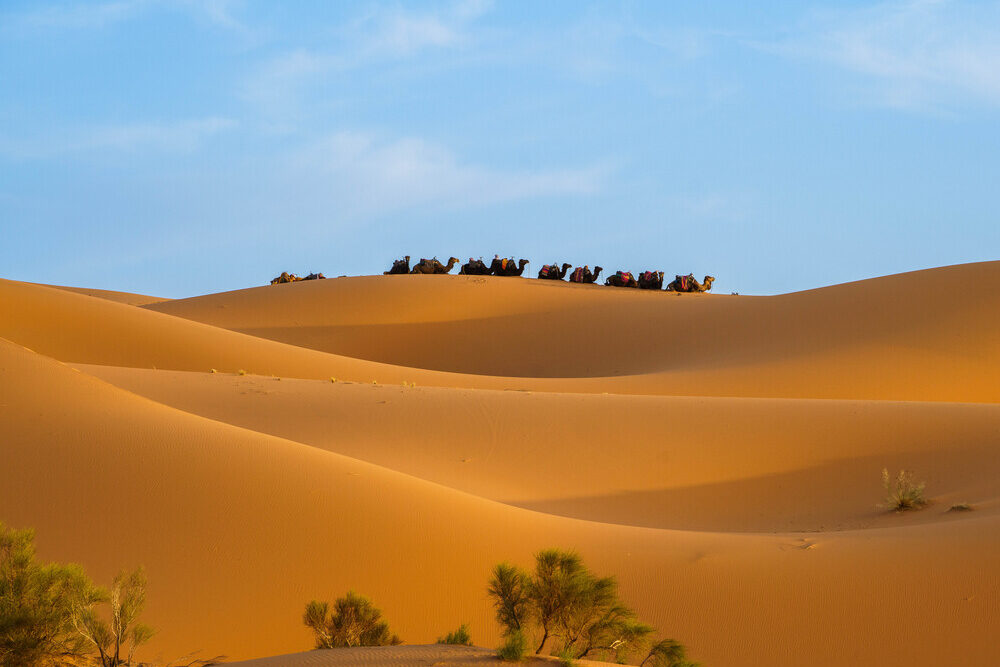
(537, 262, 572, 280)
(303, 272, 326, 280)
(636, 271, 664, 290)
(384, 256, 410, 275)
(605, 271, 638, 288)
(568, 265, 602, 284)
(410, 257, 459, 274)
(665, 274, 715, 293)
(270, 272, 302, 285)
(489, 256, 529, 277)
(459, 258, 491, 275)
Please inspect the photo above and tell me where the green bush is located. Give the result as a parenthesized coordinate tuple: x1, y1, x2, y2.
(487, 563, 531, 636)
(0, 522, 104, 667)
(488, 549, 694, 664)
(436, 623, 472, 646)
(303, 591, 401, 648)
(882, 468, 927, 511)
(639, 638, 700, 667)
(76, 567, 154, 667)
(496, 629, 526, 662)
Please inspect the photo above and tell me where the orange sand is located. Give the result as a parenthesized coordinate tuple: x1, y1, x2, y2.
(2, 262, 999, 666)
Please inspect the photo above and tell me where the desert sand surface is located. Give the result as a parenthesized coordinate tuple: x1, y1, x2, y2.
(2, 262, 1000, 666)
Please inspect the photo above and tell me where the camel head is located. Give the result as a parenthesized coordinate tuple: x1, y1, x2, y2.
(448, 257, 459, 265)
(404, 255, 410, 262)
(703, 276, 715, 290)
(593, 266, 603, 276)
(561, 262, 572, 270)
(518, 259, 529, 268)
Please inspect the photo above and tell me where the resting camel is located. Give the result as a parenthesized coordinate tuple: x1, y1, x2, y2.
(605, 271, 638, 288)
(270, 272, 302, 285)
(384, 256, 410, 275)
(459, 258, 491, 275)
(410, 257, 459, 274)
(636, 271, 664, 290)
(490, 256, 529, 277)
(303, 272, 326, 280)
(537, 263, 572, 280)
(665, 274, 715, 293)
(568, 265, 602, 284)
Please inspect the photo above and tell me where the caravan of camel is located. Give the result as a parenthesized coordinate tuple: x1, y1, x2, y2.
(272, 255, 714, 292)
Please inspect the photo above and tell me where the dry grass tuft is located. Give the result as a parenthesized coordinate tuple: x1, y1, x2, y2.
(881, 468, 927, 512)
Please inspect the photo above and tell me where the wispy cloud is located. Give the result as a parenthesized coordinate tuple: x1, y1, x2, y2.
(4, 0, 249, 33)
(0, 117, 236, 159)
(276, 131, 608, 219)
(243, 1, 493, 125)
(766, 0, 1000, 110)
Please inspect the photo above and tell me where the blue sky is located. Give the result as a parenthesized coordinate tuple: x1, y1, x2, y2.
(2, 0, 999, 297)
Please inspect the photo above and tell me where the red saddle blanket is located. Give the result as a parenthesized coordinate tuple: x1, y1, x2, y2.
(571, 267, 585, 282)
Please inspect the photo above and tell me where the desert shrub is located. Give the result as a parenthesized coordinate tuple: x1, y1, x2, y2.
(487, 563, 531, 636)
(488, 549, 694, 664)
(303, 591, 401, 649)
(882, 468, 927, 511)
(74, 567, 154, 667)
(0, 522, 102, 667)
(949, 503, 973, 512)
(496, 629, 526, 661)
(436, 624, 472, 646)
(639, 638, 700, 667)
(556, 645, 576, 666)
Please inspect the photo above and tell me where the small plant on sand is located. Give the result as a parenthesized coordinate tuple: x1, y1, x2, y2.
(237, 369, 247, 376)
(209, 368, 217, 373)
(639, 638, 700, 667)
(1, 522, 102, 666)
(882, 468, 927, 511)
(496, 629, 526, 662)
(303, 591, 401, 649)
(949, 503, 973, 512)
(488, 550, 689, 664)
(556, 646, 576, 666)
(1, 522, 155, 667)
(74, 567, 155, 667)
(330, 377, 337, 383)
(436, 624, 472, 646)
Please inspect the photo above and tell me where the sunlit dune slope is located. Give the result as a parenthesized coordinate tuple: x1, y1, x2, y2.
(2, 338, 999, 667)
(144, 262, 1000, 402)
(80, 365, 1000, 532)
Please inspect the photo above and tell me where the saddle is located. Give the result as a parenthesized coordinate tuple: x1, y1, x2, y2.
(640, 271, 654, 283)
(617, 271, 634, 285)
(675, 274, 690, 291)
(571, 267, 585, 282)
(539, 264, 553, 278)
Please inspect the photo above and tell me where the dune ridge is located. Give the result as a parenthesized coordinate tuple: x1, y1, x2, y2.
(2, 262, 999, 666)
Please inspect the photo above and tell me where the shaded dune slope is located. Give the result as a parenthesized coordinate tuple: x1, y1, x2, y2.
(2, 338, 999, 667)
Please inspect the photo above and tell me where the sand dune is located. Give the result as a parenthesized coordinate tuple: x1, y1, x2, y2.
(78, 366, 1000, 532)
(3, 262, 1000, 666)
(43, 283, 170, 306)
(143, 262, 1000, 401)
